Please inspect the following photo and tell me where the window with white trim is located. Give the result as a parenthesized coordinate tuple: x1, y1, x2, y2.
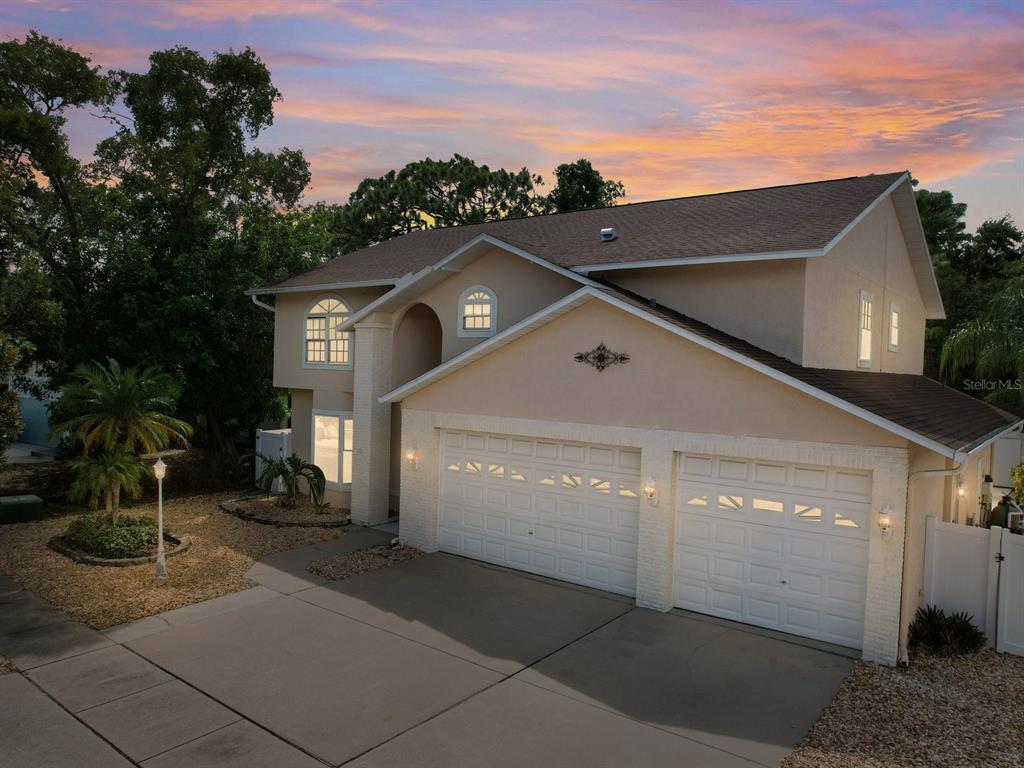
(312, 411, 353, 487)
(458, 286, 496, 337)
(305, 297, 352, 367)
(858, 291, 873, 368)
(888, 303, 900, 352)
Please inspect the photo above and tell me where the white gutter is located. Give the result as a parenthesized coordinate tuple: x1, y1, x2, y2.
(250, 295, 275, 313)
(571, 248, 823, 274)
(244, 278, 398, 296)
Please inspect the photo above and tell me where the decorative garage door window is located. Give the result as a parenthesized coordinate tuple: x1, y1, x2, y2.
(674, 453, 871, 649)
(438, 431, 641, 596)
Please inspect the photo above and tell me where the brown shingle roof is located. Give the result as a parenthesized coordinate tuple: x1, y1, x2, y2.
(264, 171, 907, 291)
(599, 284, 1019, 454)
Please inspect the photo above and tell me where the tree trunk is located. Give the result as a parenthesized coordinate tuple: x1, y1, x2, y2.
(105, 484, 114, 522)
(111, 480, 122, 520)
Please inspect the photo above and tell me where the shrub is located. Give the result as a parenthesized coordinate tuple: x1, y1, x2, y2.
(63, 514, 159, 559)
(908, 604, 987, 656)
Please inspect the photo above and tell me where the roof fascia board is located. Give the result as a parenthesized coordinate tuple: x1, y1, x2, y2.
(383, 285, 962, 458)
(245, 278, 398, 296)
(818, 172, 909, 255)
(963, 421, 1024, 457)
(570, 248, 824, 274)
(337, 234, 600, 331)
(891, 179, 946, 319)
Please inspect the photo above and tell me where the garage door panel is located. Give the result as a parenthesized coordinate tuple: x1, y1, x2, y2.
(440, 432, 639, 597)
(675, 453, 871, 649)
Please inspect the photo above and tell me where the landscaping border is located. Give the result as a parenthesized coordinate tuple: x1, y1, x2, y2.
(219, 497, 350, 528)
(48, 532, 192, 566)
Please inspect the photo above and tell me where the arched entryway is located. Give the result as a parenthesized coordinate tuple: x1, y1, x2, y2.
(390, 303, 443, 512)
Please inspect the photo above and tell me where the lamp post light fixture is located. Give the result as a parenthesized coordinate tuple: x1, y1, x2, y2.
(153, 458, 168, 581)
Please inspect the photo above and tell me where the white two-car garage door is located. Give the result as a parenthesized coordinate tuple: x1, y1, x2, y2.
(674, 453, 871, 648)
(438, 431, 641, 596)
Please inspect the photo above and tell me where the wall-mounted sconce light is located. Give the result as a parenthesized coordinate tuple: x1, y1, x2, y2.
(642, 478, 659, 508)
(405, 449, 418, 470)
(877, 502, 893, 540)
(956, 476, 966, 499)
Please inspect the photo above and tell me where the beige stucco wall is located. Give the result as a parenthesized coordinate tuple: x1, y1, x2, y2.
(410, 246, 581, 361)
(272, 286, 390, 392)
(603, 259, 807, 364)
(803, 198, 926, 373)
(404, 298, 905, 449)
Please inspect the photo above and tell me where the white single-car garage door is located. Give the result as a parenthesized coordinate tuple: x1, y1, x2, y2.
(438, 430, 641, 596)
(674, 453, 871, 648)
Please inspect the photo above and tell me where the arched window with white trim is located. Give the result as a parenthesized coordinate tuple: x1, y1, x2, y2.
(458, 285, 496, 338)
(304, 296, 352, 367)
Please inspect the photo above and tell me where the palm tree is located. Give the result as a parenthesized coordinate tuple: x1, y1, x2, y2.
(941, 286, 1024, 412)
(256, 453, 328, 509)
(51, 359, 193, 454)
(68, 445, 147, 520)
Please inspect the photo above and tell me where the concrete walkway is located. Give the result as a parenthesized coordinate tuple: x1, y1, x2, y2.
(0, 529, 854, 767)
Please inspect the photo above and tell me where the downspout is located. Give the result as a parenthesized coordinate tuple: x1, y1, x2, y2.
(251, 294, 275, 313)
(897, 450, 966, 664)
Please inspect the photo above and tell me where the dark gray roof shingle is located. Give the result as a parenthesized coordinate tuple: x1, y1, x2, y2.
(264, 171, 907, 290)
(598, 284, 1019, 453)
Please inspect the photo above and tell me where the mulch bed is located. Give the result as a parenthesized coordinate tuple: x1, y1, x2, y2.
(0, 492, 346, 629)
(783, 650, 1024, 768)
(0, 656, 15, 675)
(308, 544, 423, 581)
(220, 496, 350, 527)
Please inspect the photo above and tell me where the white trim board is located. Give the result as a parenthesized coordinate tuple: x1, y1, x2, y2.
(335, 233, 600, 332)
(381, 285, 989, 459)
(245, 278, 398, 296)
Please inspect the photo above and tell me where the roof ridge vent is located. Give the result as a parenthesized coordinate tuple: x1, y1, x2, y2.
(600, 227, 617, 242)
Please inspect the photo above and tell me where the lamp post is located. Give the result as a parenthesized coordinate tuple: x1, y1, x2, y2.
(153, 458, 168, 580)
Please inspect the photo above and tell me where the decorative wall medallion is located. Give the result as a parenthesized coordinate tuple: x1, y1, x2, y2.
(574, 343, 630, 372)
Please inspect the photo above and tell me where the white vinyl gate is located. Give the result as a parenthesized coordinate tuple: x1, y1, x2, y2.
(438, 430, 641, 596)
(924, 518, 1024, 656)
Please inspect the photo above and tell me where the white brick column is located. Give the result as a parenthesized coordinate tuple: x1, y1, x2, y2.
(635, 443, 678, 611)
(351, 313, 393, 526)
(862, 452, 910, 665)
(397, 409, 440, 551)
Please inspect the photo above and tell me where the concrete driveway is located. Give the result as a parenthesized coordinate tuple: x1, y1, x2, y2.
(1, 529, 854, 767)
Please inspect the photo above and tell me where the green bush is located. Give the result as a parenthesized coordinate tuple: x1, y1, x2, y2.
(908, 604, 987, 657)
(63, 514, 159, 559)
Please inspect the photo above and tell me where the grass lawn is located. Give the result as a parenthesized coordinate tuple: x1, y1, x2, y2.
(784, 651, 1024, 768)
(0, 489, 346, 629)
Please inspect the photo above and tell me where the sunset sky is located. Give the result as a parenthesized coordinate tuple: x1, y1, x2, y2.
(3, 0, 1021, 229)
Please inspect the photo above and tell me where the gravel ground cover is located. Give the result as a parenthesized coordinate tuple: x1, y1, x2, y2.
(222, 495, 349, 525)
(783, 650, 1024, 768)
(0, 656, 15, 675)
(309, 544, 422, 581)
(0, 493, 346, 629)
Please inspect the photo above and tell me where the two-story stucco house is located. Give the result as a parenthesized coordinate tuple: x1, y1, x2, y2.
(248, 171, 1019, 665)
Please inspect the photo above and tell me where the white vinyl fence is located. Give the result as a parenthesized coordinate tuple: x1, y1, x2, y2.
(924, 517, 1024, 655)
(254, 428, 292, 492)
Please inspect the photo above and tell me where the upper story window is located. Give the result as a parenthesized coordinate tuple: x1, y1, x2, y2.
(458, 285, 496, 338)
(305, 297, 352, 367)
(858, 291, 873, 368)
(888, 303, 900, 352)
